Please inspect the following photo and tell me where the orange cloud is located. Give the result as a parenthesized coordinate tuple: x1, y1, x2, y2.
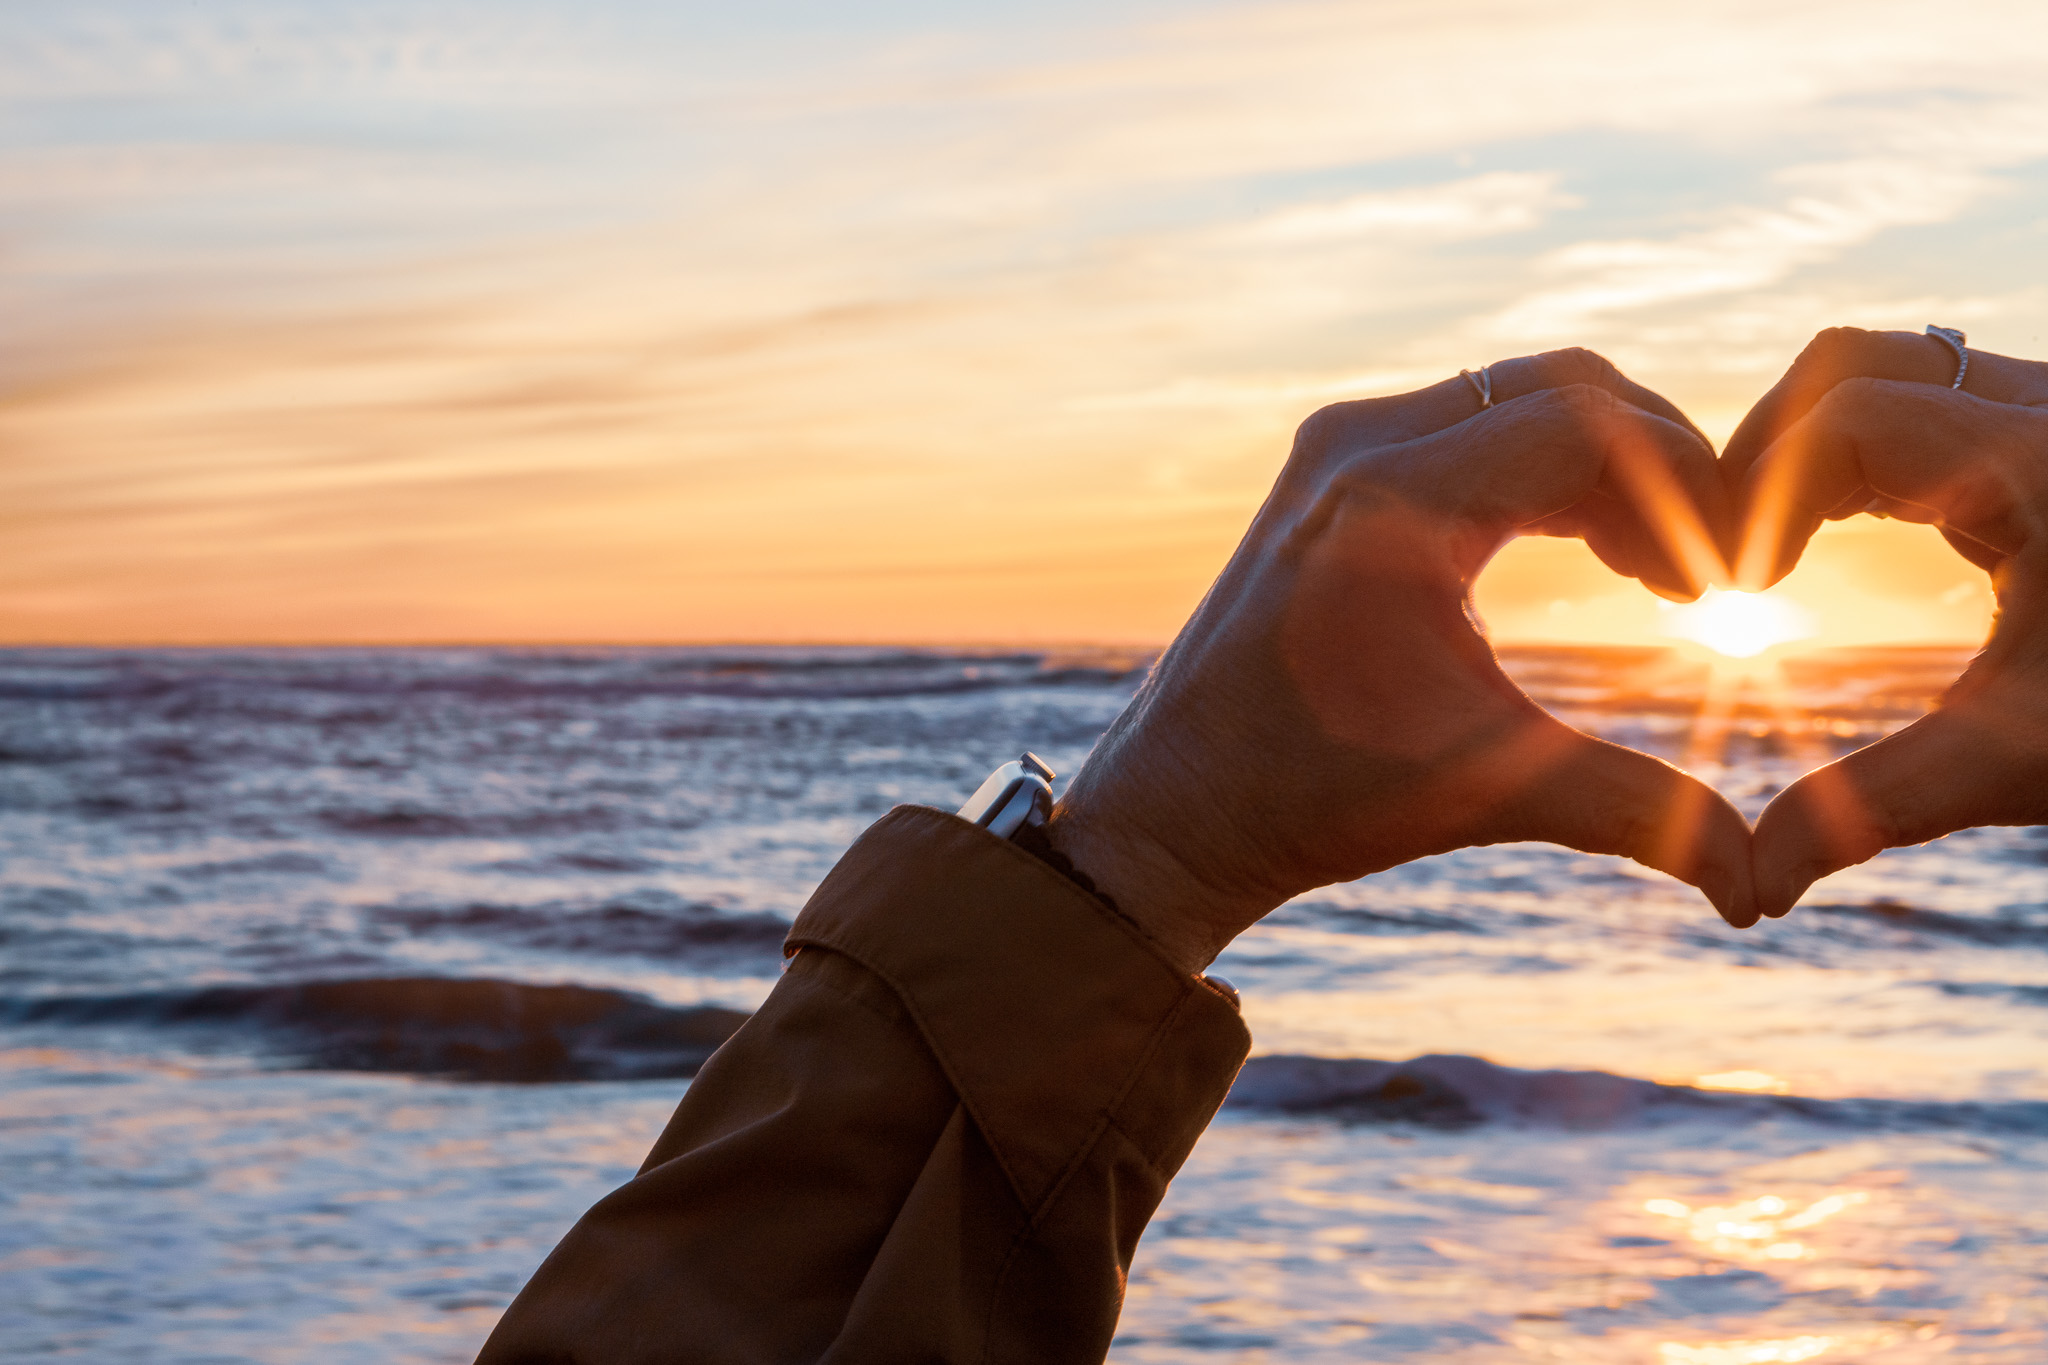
(4, 1, 2043, 644)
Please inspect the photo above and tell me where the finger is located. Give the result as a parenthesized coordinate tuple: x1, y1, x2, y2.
(1723, 326, 2048, 491)
(1940, 525, 2007, 573)
(1302, 347, 1714, 453)
(1551, 428, 1738, 599)
(1754, 548, 2048, 915)
(1380, 383, 1730, 595)
(1751, 707, 2044, 916)
(1533, 495, 1710, 602)
(1737, 380, 2048, 588)
(1488, 348, 1712, 450)
(1475, 720, 1759, 927)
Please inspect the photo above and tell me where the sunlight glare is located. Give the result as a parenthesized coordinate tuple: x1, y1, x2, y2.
(1643, 1189, 1870, 1263)
(1660, 589, 1814, 658)
(1658, 1336, 1838, 1365)
(1692, 1070, 1791, 1094)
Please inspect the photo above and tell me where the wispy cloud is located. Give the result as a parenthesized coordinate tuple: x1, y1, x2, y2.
(1488, 138, 2039, 340)
(6, 1, 2048, 641)
(1237, 173, 1576, 245)
(1489, 177, 1961, 337)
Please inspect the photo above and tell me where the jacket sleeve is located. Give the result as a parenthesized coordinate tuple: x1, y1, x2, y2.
(474, 805, 1252, 1365)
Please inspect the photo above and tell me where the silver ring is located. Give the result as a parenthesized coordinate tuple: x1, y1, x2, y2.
(1460, 366, 1494, 410)
(1926, 324, 1968, 390)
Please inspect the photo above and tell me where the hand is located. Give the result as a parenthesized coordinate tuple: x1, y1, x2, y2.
(1722, 327, 2048, 917)
(1050, 349, 1758, 974)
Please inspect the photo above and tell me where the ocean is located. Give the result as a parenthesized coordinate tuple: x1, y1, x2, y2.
(2, 645, 2044, 1363)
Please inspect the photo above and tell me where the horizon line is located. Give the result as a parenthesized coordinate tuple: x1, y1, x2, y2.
(0, 637, 1983, 652)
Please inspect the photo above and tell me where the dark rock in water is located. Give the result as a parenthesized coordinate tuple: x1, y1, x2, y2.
(4, 977, 752, 1083)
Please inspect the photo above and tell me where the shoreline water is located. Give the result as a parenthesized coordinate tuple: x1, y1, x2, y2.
(5, 643, 2043, 1361)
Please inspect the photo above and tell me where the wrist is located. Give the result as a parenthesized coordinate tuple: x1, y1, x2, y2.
(1045, 795, 1265, 978)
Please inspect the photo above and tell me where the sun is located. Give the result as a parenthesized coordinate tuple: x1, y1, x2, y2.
(1660, 589, 1815, 659)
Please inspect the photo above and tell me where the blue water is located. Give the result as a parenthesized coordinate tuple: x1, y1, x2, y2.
(3, 645, 2045, 1362)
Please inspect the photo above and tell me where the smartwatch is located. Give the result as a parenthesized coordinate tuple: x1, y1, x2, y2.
(958, 751, 1118, 908)
(955, 752, 1239, 1005)
(957, 752, 1057, 839)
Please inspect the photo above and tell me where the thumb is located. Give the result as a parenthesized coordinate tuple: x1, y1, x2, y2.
(1752, 709, 2032, 918)
(1478, 724, 1758, 928)
(1757, 552, 2048, 917)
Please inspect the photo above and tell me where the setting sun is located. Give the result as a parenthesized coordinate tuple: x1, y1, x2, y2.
(1660, 589, 1815, 659)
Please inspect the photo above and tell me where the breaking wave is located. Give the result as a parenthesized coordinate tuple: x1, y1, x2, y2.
(9, 975, 2048, 1136)
(1226, 1053, 2048, 1134)
(1, 977, 750, 1083)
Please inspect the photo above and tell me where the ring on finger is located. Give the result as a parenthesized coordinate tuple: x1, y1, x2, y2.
(1926, 324, 1969, 390)
(1460, 366, 1494, 410)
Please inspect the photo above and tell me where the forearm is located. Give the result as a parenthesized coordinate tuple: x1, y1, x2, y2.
(476, 807, 1250, 1365)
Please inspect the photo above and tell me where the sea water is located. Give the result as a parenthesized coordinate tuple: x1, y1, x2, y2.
(2, 646, 2044, 1363)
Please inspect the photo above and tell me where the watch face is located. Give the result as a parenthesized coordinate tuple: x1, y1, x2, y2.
(958, 759, 1053, 837)
(959, 764, 1029, 826)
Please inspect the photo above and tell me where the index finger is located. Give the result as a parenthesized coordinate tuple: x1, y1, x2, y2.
(1739, 379, 2048, 587)
(1333, 347, 1713, 450)
(1723, 327, 2048, 489)
(1370, 383, 1730, 596)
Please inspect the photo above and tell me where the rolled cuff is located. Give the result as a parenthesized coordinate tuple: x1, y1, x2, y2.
(784, 805, 1251, 1217)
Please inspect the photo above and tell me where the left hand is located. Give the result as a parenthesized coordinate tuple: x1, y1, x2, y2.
(1050, 349, 1758, 975)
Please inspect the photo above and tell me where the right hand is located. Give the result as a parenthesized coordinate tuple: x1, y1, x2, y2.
(1049, 349, 1757, 974)
(1722, 327, 2048, 917)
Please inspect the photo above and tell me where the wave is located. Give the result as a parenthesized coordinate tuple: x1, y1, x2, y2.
(0, 977, 750, 1083)
(8, 974, 2047, 1134)
(314, 805, 634, 839)
(1804, 901, 2046, 948)
(369, 900, 790, 960)
(1225, 1054, 2048, 1134)
(1226, 1054, 1739, 1127)
(0, 647, 1154, 705)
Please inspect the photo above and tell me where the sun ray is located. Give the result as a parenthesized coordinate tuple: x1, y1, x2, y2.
(1732, 424, 1817, 590)
(1600, 422, 1734, 593)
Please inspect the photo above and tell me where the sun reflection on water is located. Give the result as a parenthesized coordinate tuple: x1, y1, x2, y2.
(1643, 1190, 1871, 1262)
(1692, 1070, 1792, 1094)
(1657, 1335, 1837, 1365)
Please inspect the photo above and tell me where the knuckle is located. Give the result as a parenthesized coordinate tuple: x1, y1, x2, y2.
(1495, 391, 1604, 467)
(1807, 374, 1895, 423)
(1290, 404, 1340, 460)
(1792, 326, 1903, 391)
(1552, 380, 1619, 409)
(1520, 383, 1619, 429)
(1800, 325, 1874, 369)
(1537, 346, 1621, 387)
(1816, 375, 1934, 431)
(1290, 400, 1366, 465)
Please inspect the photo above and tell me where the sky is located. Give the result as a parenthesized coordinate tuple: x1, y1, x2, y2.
(4, 0, 2047, 646)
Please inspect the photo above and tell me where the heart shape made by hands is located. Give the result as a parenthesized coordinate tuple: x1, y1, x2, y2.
(1055, 333, 2048, 970)
(1482, 327, 2048, 926)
